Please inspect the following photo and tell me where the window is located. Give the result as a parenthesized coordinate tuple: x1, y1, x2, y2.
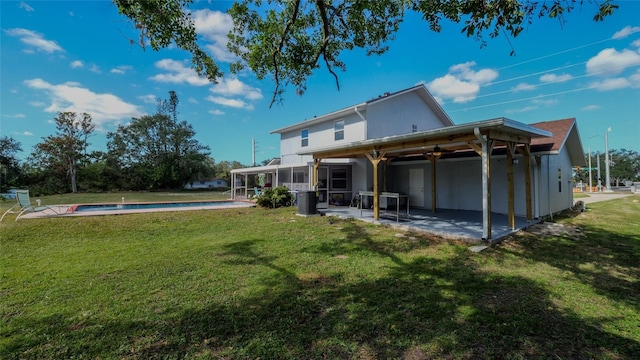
(334, 120, 344, 141)
(558, 168, 562, 192)
(412, 124, 418, 133)
(301, 129, 308, 147)
(293, 171, 306, 183)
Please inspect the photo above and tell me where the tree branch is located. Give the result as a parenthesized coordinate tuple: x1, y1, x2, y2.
(270, 0, 302, 107)
(315, 0, 340, 90)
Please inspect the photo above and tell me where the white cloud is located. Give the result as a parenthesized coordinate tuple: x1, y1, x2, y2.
(581, 105, 601, 111)
(209, 77, 263, 100)
(23, 78, 142, 130)
(192, 9, 236, 62)
(138, 94, 157, 104)
(539, 73, 572, 83)
(3, 113, 26, 118)
(426, 61, 498, 103)
(110, 65, 133, 74)
(512, 83, 536, 92)
(205, 95, 253, 110)
(30, 101, 45, 107)
(21, 131, 34, 136)
(188, 97, 199, 104)
(633, 39, 640, 48)
(586, 48, 640, 76)
(4, 28, 63, 53)
(612, 26, 640, 40)
(149, 59, 210, 86)
(209, 109, 225, 115)
(70, 60, 84, 68)
(589, 77, 631, 91)
(89, 64, 101, 73)
(18, 2, 34, 11)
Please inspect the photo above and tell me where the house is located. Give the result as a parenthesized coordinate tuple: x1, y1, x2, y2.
(231, 84, 585, 240)
(184, 178, 228, 189)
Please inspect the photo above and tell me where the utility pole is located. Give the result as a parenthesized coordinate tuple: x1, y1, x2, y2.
(588, 148, 592, 193)
(604, 127, 612, 192)
(252, 138, 256, 166)
(596, 152, 601, 192)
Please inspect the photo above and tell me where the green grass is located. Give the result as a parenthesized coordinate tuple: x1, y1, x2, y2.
(1, 193, 639, 359)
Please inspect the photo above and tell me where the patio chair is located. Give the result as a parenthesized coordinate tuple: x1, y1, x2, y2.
(0, 190, 66, 222)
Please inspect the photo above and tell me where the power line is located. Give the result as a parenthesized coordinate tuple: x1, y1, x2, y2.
(496, 37, 613, 71)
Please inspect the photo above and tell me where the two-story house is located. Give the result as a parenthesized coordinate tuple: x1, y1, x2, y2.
(231, 84, 585, 240)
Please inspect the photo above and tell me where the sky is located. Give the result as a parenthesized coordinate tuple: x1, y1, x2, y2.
(1, 0, 639, 166)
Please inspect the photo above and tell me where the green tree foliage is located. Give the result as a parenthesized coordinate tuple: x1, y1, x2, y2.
(214, 160, 247, 184)
(114, 0, 617, 106)
(610, 149, 640, 183)
(29, 112, 95, 194)
(107, 92, 211, 190)
(0, 136, 22, 192)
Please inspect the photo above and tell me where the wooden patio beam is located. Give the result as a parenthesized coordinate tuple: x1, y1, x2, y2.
(312, 134, 479, 160)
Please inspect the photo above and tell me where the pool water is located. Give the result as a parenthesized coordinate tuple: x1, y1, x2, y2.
(73, 201, 251, 213)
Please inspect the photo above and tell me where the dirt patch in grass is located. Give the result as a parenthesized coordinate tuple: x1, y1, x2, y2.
(523, 222, 585, 238)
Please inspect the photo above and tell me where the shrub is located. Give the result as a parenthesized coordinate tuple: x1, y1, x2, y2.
(255, 186, 294, 208)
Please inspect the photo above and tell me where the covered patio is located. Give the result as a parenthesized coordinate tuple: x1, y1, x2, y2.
(299, 118, 552, 241)
(318, 206, 537, 243)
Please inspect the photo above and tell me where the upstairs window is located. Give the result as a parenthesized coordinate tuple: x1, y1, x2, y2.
(412, 124, 418, 133)
(301, 129, 309, 147)
(334, 120, 344, 141)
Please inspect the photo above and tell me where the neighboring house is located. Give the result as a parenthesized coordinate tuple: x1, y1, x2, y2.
(231, 84, 585, 239)
(185, 178, 228, 189)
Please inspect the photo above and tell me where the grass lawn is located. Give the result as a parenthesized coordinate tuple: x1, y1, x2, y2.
(1, 193, 639, 359)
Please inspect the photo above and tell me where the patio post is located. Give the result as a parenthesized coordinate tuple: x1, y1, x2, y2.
(313, 159, 320, 191)
(516, 144, 533, 221)
(475, 127, 494, 240)
(426, 153, 442, 213)
(366, 150, 386, 220)
(506, 142, 516, 230)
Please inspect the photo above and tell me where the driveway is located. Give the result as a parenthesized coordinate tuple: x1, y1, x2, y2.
(577, 192, 635, 204)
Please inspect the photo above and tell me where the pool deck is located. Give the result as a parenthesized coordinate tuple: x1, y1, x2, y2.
(17, 201, 256, 219)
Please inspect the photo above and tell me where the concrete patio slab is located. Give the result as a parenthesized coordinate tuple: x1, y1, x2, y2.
(318, 206, 540, 244)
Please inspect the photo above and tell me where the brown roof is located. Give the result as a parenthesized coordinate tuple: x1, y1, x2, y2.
(530, 118, 576, 152)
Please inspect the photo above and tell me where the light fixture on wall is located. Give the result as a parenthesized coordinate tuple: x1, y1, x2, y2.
(372, 149, 379, 158)
(512, 158, 520, 165)
(432, 146, 442, 157)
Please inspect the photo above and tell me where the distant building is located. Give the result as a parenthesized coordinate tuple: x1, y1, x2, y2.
(184, 178, 228, 189)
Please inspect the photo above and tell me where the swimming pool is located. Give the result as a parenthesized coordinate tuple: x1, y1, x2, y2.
(72, 200, 252, 213)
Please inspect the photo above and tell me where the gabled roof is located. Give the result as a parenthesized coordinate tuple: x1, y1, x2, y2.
(530, 118, 586, 166)
(269, 84, 453, 134)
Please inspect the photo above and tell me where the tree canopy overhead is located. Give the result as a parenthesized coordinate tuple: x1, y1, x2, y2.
(114, 0, 618, 106)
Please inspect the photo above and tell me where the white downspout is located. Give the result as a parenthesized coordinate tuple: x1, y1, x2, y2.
(355, 105, 367, 140)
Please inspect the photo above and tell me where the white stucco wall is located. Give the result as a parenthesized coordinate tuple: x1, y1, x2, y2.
(278, 112, 365, 165)
(389, 156, 537, 216)
(366, 92, 447, 139)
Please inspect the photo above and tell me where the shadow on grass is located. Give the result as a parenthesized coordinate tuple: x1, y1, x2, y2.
(3, 219, 639, 359)
(498, 220, 640, 314)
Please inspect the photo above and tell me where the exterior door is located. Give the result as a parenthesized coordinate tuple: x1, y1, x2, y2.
(409, 168, 424, 208)
(316, 166, 329, 209)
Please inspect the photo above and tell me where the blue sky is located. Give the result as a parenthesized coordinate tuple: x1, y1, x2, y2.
(1, 1, 639, 165)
